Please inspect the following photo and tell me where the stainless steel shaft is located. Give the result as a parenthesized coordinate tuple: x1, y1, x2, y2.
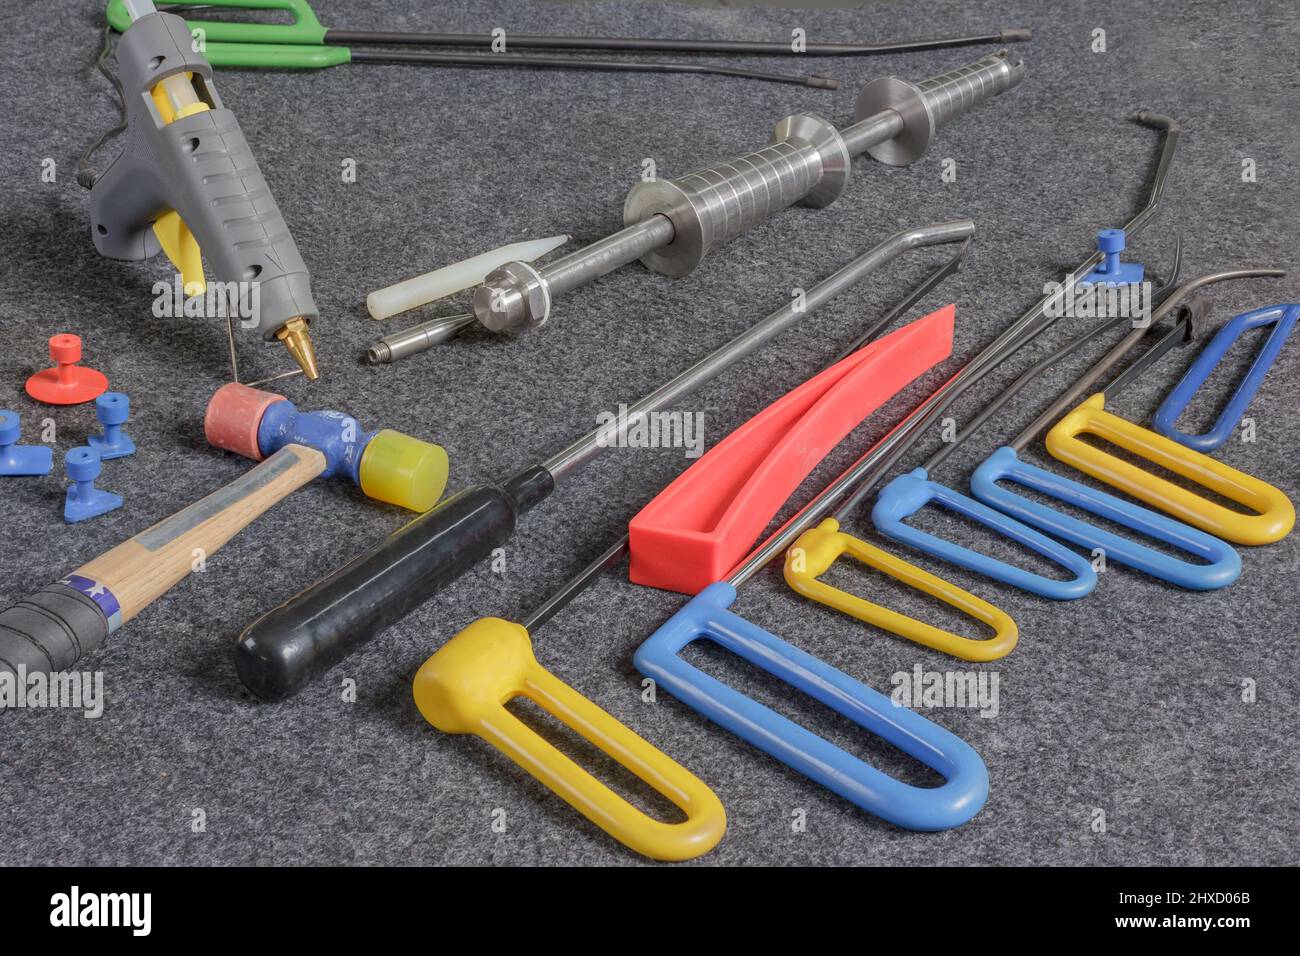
(472, 216, 675, 333)
(368, 313, 476, 364)
(541, 218, 975, 480)
(474, 51, 1025, 336)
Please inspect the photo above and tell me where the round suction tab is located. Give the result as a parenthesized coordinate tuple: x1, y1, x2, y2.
(204, 382, 287, 460)
(25, 334, 109, 405)
(359, 430, 449, 513)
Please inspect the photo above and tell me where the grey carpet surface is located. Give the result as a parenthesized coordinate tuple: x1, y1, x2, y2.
(0, 0, 1297, 866)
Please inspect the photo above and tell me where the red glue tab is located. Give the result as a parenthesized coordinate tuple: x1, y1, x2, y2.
(25, 334, 109, 405)
(204, 382, 286, 461)
(629, 304, 956, 594)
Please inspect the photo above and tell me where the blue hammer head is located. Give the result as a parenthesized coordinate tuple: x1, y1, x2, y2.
(204, 383, 448, 512)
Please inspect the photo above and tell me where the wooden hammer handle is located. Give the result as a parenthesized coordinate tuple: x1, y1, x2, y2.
(0, 444, 326, 678)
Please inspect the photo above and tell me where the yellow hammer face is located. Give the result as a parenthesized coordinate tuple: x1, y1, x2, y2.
(414, 617, 726, 861)
(1046, 395, 1295, 547)
(784, 520, 1018, 663)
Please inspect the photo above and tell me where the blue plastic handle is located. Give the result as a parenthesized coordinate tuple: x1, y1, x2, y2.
(971, 446, 1241, 590)
(872, 468, 1098, 600)
(633, 582, 989, 831)
(1153, 303, 1300, 451)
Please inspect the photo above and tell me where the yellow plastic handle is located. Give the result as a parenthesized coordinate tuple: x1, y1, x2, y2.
(1046, 394, 1295, 546)
(413, 618, 726, 861)
(784, 519, 1018, 662)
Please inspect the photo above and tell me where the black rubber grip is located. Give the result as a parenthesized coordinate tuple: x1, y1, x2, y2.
(233, 466, 555, 701)
(0, 583, 110, 678)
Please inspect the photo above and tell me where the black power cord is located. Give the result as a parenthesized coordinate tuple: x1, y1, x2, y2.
(77, 19, 126, 189)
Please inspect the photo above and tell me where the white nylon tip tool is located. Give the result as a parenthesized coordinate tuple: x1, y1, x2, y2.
(367, 234, 570, 320)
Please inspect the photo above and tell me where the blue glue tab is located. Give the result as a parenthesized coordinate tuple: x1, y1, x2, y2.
(1080, 229, 1144, 286)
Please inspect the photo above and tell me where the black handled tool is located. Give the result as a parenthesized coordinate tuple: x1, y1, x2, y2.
(233, 222, 976, 700)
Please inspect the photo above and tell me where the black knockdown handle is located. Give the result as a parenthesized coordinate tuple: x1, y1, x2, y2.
(233, 466, 554, 701)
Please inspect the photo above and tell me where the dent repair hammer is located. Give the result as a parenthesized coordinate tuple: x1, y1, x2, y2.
(387, 51, 1022, 358)
(88, 0, 322, 379)
(0, 390, 445, 681)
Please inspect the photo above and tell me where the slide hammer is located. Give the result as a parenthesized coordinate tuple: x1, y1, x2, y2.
(435, 50, 1025, 343)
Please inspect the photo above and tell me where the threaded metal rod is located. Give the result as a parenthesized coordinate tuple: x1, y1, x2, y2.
(368, 313, 477, 364)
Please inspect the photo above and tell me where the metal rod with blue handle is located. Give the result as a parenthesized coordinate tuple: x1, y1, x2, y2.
(965, 316, 1235, 589)
(871, 469, 1097, 598)
(875, 269, 1280, 596)
(966, 269, 1283, 588)
(866, 317, 1134, 599)
(1152, 303, 1299, 452)
(970, 447, 1239, 590)
(634, 582, 987, 831)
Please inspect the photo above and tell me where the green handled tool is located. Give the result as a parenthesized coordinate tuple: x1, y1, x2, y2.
(104, 0, 1028, 85)
(106, 0, 1028, 55)
(102, 0, 840, 85)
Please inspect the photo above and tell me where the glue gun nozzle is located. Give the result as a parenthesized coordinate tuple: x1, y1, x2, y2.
(276, 317, 320, 381)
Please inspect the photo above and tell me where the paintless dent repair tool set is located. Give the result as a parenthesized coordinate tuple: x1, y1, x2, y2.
(0, 0, 1297, 887)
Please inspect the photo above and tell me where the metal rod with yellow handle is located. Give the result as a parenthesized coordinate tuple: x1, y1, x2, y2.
(784, 519, 1017, 661)
(777, 276, 1134, 655)
(1045, 394, 1295, 546)
(775, 259, 1025, 661)
(414, 609, 726, 862)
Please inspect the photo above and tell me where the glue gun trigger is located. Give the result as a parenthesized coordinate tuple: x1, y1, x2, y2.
(152, 209, 206, 297)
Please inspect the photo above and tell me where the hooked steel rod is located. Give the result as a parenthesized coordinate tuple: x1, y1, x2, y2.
(723, 113, 1185, 585)
(542, 220, 974, 480)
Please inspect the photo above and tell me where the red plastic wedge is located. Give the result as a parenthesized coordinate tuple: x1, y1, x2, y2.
(629, 304, 956, 594)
